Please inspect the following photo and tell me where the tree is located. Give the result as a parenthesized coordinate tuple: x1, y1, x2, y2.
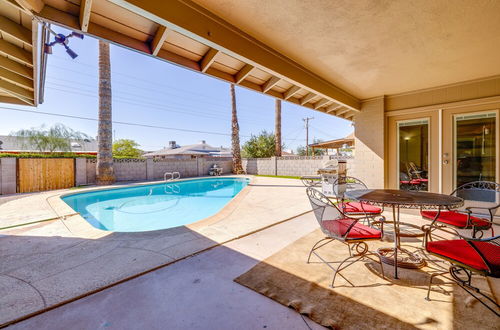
(242, 131, 279, 158)
(275, 99, 282, 156)
(11, 123, 90, 152)
(112, 139, 143, 158)
(230, 84, 244, 174)
(96, 40, 115, 185)
(296, 138, 325, 156)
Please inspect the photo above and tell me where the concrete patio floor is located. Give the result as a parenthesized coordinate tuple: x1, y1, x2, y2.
(0, 176, 311, 326)
(8, 213, 325, 330)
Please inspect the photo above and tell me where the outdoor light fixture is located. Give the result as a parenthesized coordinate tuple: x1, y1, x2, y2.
(44, 27, 84, 59)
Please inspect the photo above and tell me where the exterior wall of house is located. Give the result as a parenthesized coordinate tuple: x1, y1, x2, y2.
(383, 77, 500, 193)
(352, 97, 385, 188)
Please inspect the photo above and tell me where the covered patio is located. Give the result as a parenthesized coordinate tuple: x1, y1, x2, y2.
(1, 0, 500, 328)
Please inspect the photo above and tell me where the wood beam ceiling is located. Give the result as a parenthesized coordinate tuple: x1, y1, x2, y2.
(0, 55, 33, 78)
(0, 39, 32, 66)
(300, 93, 315, 105)
(106, 0, 360, 111)
(284, 86, 300, 100)
(79, 0, 92, 32)
(262, 76, 280, 93)
(0, 16, 32, 45)
(150, 25, 168, 56)
(200, 48, 219, 73)
(28, 0, 357, 120)
(234, 64, 253, 84)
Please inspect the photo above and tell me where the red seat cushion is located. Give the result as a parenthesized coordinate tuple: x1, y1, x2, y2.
(427, 239, 500, 275)
(340, 201, 382, 214)
(421, 210, 490, 228)
(323, 219, 382, 240)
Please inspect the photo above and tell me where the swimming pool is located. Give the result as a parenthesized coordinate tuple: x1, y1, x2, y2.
(62, 178, 249, 232)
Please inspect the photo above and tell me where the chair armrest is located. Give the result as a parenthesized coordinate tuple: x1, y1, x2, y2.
(465, 204, 500, 212)
(463, 235, 500, 243)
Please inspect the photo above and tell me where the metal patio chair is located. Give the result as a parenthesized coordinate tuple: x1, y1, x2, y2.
(306, 187, 385, 287)
(421, 181, 499, 238)
(424, 227, 500, 316)
(331, 176, 385, 224)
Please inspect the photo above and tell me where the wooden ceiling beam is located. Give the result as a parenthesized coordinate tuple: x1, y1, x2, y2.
(0, 79, 33, 100)
(200, 48, 219, 73)
(0, 55, 33, 79)
(79, 0, 93, 32)
(14, 0, 44, 13)
(284, 85, 300, 100)
(335, 107, 350, 116)
(0, 67, 33, 90)
(326, 104, 342, 113)
(0, 16, 32, 45)
(0, 39, 32, 66)
(314, 98, 331, 109)
(262, 76, 280, 93)
(300, 92, 316, 105)
(150, 25, 169, 56)
(234, 64, 253, 84)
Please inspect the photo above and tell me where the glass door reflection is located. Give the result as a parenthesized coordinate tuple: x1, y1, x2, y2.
(398, 119, 429, 191)
(454, 112, 496, 188)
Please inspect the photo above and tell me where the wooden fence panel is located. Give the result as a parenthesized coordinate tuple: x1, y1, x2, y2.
(18, 158, 75, 193)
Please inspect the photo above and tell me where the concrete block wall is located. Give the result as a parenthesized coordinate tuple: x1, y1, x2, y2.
(276, 156, 329, 176)
(0, 158, 16, 194)
(201, 157, 233, 176)
(114, 159, 147, 181)
(152, 159, 198, 179)
(86, 159, 96, 184)
(242, 158, 275, 175)
(75, 158, 87, 186)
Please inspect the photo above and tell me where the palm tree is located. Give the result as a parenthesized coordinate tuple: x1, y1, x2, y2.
(274, 99, 282, 157)
(230, 84, 244, 174)
(96, 40, 115, 185)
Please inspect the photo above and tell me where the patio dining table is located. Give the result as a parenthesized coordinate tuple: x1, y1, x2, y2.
(344, 189, 464, 279)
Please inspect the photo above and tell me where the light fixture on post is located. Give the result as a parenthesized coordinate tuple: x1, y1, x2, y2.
(44, 24, 84, 59)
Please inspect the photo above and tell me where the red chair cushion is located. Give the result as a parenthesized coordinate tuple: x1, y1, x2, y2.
(427, 239, 500, 275)
(421, 210, 490, 228)
(340, 201, 382, 214)
(323, 219, 382, 240)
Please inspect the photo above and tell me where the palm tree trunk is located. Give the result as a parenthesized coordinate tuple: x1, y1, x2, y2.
(230, 84, 244, 174)
(96, 40, 115, 185)
(275, 99, 282, 157)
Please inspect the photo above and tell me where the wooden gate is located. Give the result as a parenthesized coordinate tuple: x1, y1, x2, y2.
(18, 158, 75, 193)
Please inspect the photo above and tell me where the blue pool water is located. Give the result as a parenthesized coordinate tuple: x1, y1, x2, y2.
(62, 178, 249, 232)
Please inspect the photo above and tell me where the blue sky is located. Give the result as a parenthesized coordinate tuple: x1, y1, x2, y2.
(0, 26, 352, 152)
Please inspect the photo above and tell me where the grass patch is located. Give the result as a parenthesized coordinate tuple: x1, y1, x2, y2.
(255, 175, 301, 180)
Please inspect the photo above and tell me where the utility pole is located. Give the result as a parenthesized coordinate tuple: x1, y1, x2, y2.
(303, 117, 314, 156)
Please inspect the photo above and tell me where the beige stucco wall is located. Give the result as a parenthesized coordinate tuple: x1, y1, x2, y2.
(385, 76, 500, 111)
(352, 97, 385, 188)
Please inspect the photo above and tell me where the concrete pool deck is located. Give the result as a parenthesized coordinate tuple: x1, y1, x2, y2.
(0, 176, 311, 326)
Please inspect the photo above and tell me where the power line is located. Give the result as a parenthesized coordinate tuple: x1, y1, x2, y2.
(0, 106, 300, 141)
(303, 117, 314, 156)
(0, 106, 248, 137)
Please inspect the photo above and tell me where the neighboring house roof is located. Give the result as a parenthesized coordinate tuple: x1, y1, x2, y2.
(309, 132, 354, 149)
(0, 135, 98, 152)
(143, 141, 231, 158)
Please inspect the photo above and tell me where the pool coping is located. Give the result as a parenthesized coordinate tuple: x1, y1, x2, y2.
(45, 175, 255, 237)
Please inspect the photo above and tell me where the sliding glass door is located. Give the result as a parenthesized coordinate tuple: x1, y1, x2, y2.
(397, 119, 429, 191)
(454, 112, 496, 188)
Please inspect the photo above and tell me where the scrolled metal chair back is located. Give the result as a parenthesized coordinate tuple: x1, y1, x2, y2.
(306, 187, 350, 238)
(332, 176, 367, 200)
(452, 181, 500, 204)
